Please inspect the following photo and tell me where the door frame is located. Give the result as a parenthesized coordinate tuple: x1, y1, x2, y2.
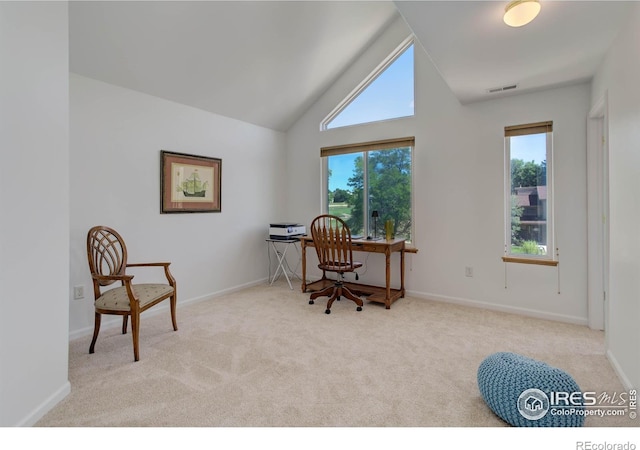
(586, 92, 609, 333)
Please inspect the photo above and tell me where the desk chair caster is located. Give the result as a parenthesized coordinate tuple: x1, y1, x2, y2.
(325, 305, 363, 314)
(309, 295, 345, 304)
(309, 296, 341, 304)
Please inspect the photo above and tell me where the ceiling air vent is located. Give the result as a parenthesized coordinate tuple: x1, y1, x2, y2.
(486, 84, 518, 94)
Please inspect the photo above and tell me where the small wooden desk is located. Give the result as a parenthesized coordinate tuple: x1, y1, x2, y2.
(300, 236, 414, 309)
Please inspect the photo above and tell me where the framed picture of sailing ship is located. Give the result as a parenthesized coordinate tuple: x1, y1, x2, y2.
(161, 150, 221, 213)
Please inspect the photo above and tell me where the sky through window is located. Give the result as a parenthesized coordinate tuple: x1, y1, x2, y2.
(326, 43, 414, 130)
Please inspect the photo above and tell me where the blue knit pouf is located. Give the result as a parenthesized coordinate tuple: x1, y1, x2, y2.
(477, 352, 585, 427)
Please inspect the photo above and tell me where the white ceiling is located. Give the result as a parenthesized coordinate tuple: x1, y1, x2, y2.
(394, 1, 632, 104)
(69, 1, 633, 132)
(69, 1, 399, 132)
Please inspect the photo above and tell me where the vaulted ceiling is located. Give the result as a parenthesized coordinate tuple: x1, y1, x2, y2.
(69, 1, 399, 132)
(69, 1, 632, 132)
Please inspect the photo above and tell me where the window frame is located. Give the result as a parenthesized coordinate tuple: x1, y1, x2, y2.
(503, 121, 556, 264)
(320, 35, 415, 131)
(321, 137, 415, 243)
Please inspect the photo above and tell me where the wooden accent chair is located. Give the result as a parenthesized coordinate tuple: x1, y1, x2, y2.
(86, 226, 177, 361)
(309, 214, 364, 314)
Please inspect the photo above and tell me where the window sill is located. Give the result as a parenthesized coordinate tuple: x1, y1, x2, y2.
(502, 256, 558, 267)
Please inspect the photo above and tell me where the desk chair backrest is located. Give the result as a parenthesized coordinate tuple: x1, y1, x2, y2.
(310, 214, 358, 273)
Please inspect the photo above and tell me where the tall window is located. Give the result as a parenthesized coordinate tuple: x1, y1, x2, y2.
(504, 121, 553, 259)
(321, 37, 414, 130)
(322, 137, 414, 242)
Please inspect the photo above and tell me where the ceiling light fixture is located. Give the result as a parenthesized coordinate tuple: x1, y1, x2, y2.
(503, 0, 541, 27)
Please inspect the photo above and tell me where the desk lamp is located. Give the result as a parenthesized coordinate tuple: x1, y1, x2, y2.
(371, 210, 379, 240)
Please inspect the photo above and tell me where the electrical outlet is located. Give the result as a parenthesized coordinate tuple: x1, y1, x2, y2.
(73, 285, 85, 300)
(465, 266, 473, 277)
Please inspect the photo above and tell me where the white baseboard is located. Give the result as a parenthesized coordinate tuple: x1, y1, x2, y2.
(606, 349, 635, 391)
(406, 289, 589, 326)
(18, 381, 71, 427)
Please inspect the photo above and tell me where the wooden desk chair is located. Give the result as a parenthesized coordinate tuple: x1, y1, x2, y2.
(86, 226, 177, 361)
(309, 214, 363, 314)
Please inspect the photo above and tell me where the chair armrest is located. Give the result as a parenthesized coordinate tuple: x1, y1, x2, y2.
(126, 262, 176, 287)
(126, 262, 171, 268)
(91, 274, 137, 300)
(91, 272, 148, 306)
(92, 273, 134, 283)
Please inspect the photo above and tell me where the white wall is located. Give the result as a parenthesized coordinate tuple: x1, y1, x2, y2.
(69, 74, 287, 338)
(0, 2, 70, 426)
(286, 16, 591, 324)
(591, 2, 640, 390)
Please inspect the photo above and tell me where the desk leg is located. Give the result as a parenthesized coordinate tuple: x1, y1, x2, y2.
(385, 246, 391, 309)
(301, 240, 307, 292)
(400, 248, 405, 298)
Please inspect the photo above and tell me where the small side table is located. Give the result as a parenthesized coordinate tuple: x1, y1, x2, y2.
(266, 238, 301, 289)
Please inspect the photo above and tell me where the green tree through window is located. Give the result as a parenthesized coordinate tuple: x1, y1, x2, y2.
(325, 138, 414, 242)
(346, 148, 412, 239)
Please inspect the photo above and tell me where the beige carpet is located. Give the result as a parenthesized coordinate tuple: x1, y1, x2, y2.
(36, 280, 633, 428)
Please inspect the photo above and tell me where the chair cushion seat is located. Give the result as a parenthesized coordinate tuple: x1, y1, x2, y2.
(318, 261, 363, 272)
(95, 284, 174, 312)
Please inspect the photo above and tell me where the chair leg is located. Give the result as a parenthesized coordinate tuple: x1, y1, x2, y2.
(89, 312, 101, 354)
(131, 311, 140, 362)
(325, 287, 341, 314)
(122, 315, 128, 334)
(310, 284, 336, 304)
(341, 285, 364, 309)
(326, 285, 363, 314)
(170, 294, 178, 331)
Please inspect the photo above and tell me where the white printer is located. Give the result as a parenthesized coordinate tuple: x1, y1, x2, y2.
(269, 223, 306, 240)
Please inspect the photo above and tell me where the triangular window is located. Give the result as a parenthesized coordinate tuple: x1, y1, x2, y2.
(322, 37, 414, 130)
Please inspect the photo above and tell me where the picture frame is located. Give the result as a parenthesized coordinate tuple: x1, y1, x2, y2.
(161, 150, 222, 213)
